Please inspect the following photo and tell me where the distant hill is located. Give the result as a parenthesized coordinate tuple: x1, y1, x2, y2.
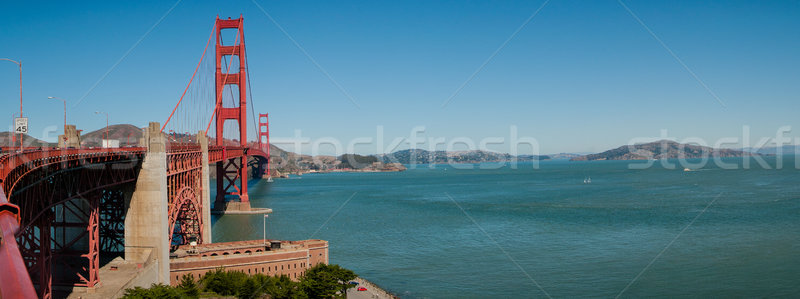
(376, 149, 550, 164)
(571, 140, 758, 161)
(81, 124, 143, 147)
(548, 152, 590, 160)
(753, 145, 800, 155)
(0, 132, 52, 148)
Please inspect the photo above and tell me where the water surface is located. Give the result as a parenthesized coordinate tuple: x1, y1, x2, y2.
(213, 157, 800, 298)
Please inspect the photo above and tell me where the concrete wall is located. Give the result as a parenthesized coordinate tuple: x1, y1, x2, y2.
(57, 125, 81, 149)
(170, 250, 311, 285)
(111, 249, 160, 298)
(198, 132, 212, 243)
(124, 122, 169, 284)
(169, 240, 329, 285)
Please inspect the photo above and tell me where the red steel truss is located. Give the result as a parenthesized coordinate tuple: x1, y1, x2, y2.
(166, 148, 205, 248)
(258, 113, 270, 177)
(1, 148, 145, 298)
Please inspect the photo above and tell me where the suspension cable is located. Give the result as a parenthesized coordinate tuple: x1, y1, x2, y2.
(243, 32, 260, 143)
(162, 22, 215, 132)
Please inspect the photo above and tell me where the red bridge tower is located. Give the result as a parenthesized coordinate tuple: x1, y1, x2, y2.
(215, 16, 249, 209)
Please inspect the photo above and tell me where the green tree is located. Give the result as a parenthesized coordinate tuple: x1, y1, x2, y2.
(265, 274, 308, 299)
(301, 264, 357, 298)
(238, 276, 260, 299)
(200, 268, 249, 296)
(177, 274, 199, 298)
(122, 283, 182, 299)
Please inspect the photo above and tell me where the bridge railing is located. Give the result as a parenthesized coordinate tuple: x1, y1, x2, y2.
(166, 143, 201, 153)
(208, 146, 247, 163)
(0, 187, 36, 298)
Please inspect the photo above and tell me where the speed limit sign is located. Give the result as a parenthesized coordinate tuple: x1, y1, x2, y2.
(14, 117, 28, 134)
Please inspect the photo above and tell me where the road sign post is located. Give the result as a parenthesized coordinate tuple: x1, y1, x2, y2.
(14, 118, 27, 151)
(14, 118, 27, 134)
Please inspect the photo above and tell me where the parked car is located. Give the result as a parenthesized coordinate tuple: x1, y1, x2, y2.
(357, 287, 367, 291)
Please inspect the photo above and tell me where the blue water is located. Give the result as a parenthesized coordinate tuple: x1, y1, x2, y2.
(212, 157, 800, 298)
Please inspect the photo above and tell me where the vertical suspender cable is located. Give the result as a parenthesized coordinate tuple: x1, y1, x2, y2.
(162, 23, 215, 132)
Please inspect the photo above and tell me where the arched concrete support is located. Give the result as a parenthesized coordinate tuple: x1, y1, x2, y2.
(125, 122, 169, 284)
(198, 131, 212, 244)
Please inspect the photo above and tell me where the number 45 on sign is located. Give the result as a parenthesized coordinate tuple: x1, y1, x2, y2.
(15, 117, 28, 134)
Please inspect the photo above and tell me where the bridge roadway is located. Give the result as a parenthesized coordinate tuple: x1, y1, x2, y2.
(0, 123, 269, 298)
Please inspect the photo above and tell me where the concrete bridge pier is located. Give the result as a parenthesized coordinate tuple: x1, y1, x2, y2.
(199, 131, 212, 244)
(124, 122, 169, 284)
(57, 125, 81, 149)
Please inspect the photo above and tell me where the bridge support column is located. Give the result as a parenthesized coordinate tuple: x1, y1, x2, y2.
(198, 131, 212, 243)
(57, 124, 81, 149)
(125, 122, 169, 284)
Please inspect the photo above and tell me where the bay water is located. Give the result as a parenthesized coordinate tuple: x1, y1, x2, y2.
(212, 157, 800, 298)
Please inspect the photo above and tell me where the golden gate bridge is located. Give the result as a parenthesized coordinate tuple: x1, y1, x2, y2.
(0, 16, 296, 298)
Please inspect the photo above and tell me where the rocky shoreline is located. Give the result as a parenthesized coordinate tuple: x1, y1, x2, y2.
(267, 162, 406, 178)
(347, 277, 399, 299)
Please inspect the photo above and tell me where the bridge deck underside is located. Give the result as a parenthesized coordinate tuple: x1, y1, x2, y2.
(0, 145, 267, 298)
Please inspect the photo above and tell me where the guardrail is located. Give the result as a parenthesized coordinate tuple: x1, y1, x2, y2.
(0, 187, 36, 298)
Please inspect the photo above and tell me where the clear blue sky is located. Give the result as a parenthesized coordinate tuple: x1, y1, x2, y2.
(1, 0, 798, 154)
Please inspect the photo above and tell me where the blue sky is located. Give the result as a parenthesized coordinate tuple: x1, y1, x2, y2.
(0, 0, 798, 154)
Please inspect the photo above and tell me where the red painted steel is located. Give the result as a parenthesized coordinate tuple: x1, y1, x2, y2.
(213, 16, 250, 205)
(166, 149, 205, 247)
(258, 113, 270, 177)
(1, 148, 146, 298)
(0, 17, 275, 295)
(0, 188, 36, 298)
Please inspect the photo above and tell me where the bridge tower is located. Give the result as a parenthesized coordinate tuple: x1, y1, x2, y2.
(258, 113, 270, 177)
(214, 16, 250, 210)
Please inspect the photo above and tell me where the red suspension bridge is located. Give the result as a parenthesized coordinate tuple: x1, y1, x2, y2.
(0, 17, 281, 298)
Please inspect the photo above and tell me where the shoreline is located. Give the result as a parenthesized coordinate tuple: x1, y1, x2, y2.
(347, 276, 398, 299)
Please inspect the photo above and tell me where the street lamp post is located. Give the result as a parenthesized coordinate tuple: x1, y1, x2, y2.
(10, 112, 17, 148)
(1, 58, 23, 151)
(48, 97, 67, 142)
(94, 111, 108, 147)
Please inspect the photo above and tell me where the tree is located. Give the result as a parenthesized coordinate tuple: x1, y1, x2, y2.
(122, 283, 182, 299)
(238, 276, 259, 299)
(177, 274, 199, 298)
(265, 274, 308, 299)
(200, 268, 248, 296)
(301, 264, 357, 298)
